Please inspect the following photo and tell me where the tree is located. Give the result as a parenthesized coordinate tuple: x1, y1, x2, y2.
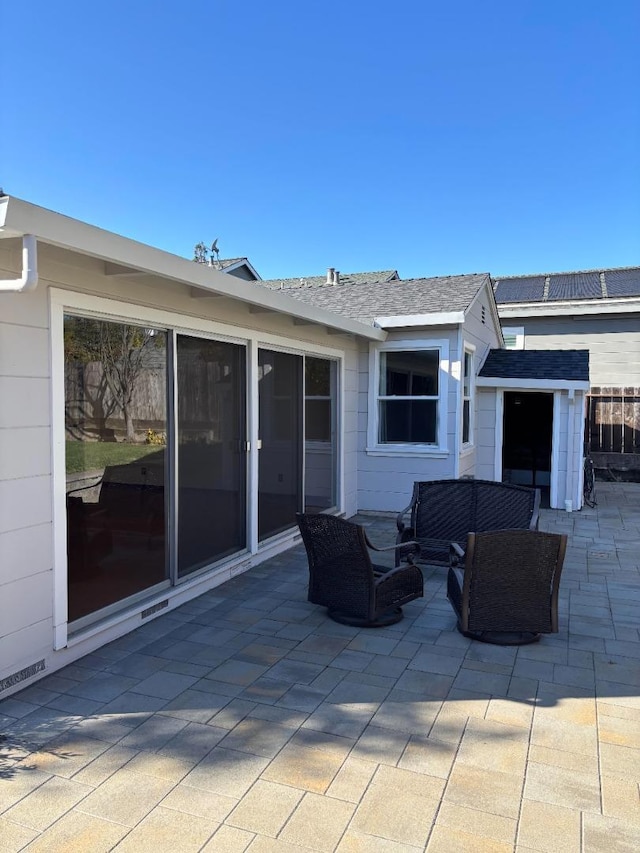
(193, 241, 209, 264)
(65, 317, 163, 442)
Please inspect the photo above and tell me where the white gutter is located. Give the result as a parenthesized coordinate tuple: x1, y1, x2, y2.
(0, 234, 38, 292)
(374, 311, 465, 328)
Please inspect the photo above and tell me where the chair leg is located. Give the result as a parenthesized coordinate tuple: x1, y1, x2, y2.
(327, 607, 404, 628)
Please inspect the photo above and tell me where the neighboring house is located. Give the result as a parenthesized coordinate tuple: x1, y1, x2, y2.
(0, 194, 587, 696)
(494, 267, 640, 477)
(216, 256, 262, 281)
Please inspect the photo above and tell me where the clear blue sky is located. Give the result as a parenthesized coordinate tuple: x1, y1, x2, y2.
(2, 1, 639, 279)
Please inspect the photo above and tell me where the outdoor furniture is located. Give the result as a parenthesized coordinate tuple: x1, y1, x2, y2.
(396, 478, 540, 567)
(296, 513, 424, 627)
(447, 528, 567, 645)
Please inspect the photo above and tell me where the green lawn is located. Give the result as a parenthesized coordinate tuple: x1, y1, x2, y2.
(65, 441, 161, 473)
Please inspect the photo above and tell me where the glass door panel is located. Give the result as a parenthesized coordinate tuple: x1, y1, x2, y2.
(304, 357, 338, 512)
(258, 349, 303, 540)
(64, 315, 168, 624)
(177, 336, 247, 576)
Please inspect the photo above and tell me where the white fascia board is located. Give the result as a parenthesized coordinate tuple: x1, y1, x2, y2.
(0, 195, 385, 341)
(498, 299, 640, 319)
(374, 311, 464, 328)
(476, 376, 590, 391)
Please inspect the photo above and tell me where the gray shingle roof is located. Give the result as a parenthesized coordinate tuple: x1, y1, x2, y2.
(260, 273, 491, 326)
(260, 270, 399, 290)
(479, 349, 589, 382)
(494, 266, 640, 304)
(217, 257, 249, 269)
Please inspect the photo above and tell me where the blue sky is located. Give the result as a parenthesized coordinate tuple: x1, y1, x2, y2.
(2, 1, 639, 279)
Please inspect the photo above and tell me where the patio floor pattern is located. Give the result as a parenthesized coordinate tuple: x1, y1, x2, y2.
(1, 482, 639, 852)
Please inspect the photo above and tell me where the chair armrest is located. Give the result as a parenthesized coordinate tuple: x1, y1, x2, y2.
(450, 540, 465, 567)
(367, 535, 418, 553)
(396, 504, 413, 534)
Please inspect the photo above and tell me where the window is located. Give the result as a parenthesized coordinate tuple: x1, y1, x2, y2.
(373, 346, 446, 447)
(462, 347, 474, 445)
(502, 326, 525, 350)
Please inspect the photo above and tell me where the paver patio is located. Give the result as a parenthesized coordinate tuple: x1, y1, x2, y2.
(1, 482, 639, 852)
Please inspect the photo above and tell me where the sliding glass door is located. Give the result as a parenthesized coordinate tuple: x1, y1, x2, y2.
(258, 349, 303, 540)
(64, 315, 169, 624)
(304, 357, 338, 512)
(177, 335, 247, 577)
(177, 335, 247, 575)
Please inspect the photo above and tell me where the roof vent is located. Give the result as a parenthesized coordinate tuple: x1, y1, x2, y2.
(333, 270, 340, 285)
(326, 267, 335, 284)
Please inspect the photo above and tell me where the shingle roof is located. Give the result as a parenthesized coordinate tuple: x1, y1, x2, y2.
(494, 266, 640, 304)
(217, 257, 249, 269)
(261, 273, 491, 326)
(479, 349, 589, 382)
(260, 270, 399, 290)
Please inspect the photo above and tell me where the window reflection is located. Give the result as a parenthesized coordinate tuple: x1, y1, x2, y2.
(64, 316, 168, 623)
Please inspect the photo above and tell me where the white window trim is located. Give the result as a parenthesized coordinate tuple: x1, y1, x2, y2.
(367, 338, 450, 456)
(461, 342, 476, 449)
(502, 326, 525, 350)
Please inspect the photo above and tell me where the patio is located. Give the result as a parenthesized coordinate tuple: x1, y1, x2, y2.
(1, 483, 639, 852)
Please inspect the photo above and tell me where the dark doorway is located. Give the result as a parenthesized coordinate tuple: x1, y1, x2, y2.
(502, 392, 553, 503)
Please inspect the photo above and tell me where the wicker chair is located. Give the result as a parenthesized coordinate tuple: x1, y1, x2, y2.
(447, 529, 567, 645)
(296, 513, 424, 627)
(396, 479, 540, 567)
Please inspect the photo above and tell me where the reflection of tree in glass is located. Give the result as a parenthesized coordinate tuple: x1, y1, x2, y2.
(305, 357, 330, 396)
(65, 318, 165, 442)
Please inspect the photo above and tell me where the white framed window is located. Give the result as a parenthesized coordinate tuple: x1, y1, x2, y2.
(367, 339, 449, 454)
(462, 345, 475, 446)
(502, 326, 525, 350)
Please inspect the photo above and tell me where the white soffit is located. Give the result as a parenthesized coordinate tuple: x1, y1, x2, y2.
(0, 195, 386, 342)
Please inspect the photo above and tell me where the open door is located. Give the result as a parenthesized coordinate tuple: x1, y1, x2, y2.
(502, 391, 553, 504)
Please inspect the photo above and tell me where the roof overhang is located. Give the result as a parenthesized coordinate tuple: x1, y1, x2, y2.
(476, 376, 590, 391)
(498, 299, 640, 319)
(0, 195, 386, 342)
(374, 311, 465, 328)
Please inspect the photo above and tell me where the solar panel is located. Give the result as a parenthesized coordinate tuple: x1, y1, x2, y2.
(604, 268, 640, 298)
(547, 272, 602, 301)
(494, 277, 546, 304)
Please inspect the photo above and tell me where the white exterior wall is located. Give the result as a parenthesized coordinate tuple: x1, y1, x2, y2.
(0, 240, 359, 695)
(0, 265, 54, 688)
(475, 388, 499, 480)
(458, 284, 503, 479)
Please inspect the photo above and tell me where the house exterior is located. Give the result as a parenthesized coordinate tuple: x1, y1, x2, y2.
(0, 194, 588, 697)
(494, 267, 640, 477)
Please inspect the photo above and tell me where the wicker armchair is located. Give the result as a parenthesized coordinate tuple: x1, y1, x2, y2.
(396, 479, 540, 567)
(296, 513, 424, 627)
(447, 529, 567, 645)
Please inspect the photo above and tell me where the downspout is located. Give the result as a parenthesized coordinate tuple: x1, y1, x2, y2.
(0, 235, 38, 292)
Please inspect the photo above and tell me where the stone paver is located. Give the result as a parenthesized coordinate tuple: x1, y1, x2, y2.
(0, 482, 639, 851)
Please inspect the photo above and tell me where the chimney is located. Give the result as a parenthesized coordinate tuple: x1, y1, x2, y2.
(326, 267, 335, 284)
(333, 270, 340, 285)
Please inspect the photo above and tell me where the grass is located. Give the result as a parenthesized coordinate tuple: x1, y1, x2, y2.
(65, 441, 161, 474)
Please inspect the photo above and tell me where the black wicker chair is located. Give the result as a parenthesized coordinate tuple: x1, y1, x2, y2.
(296, 513, 424, 627)
(447, 529, 567, 645)
(396, 479, 540, 567)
